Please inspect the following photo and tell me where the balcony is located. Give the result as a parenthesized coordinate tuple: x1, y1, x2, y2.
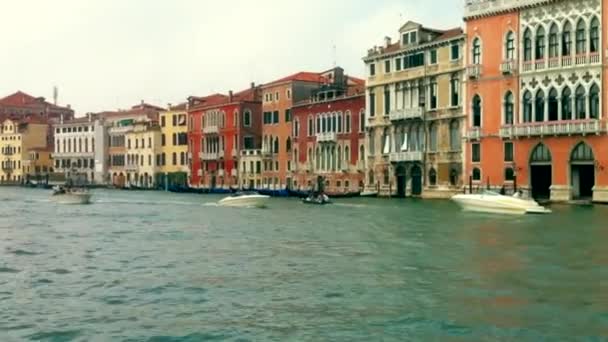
(389, 151, 423, 163)
(466, 127, 481, 141)
(466, 64, 481, 79)
(241, 149, 261, 157)
(125, 164, 139, 172)
(200, 152, 218, 160)
(231, 169, 237, 177)
(522, 53, 601, 73)
(357, 161, 366, 172)
(316, 132, 337, 143)
(500, 120, 604, 138)
(500, 60, 517, 74)
(231, 149, 237, 158)
(1, 162, 14, 172)
(389, 107, 424, 121)
(203, 125, 219, 134)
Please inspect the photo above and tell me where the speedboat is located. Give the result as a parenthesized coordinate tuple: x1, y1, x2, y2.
(218, 192, 270, 208)
(302, 193, 331, 205)
(51, 186, 92, 205)
(451, 191, 551, 215)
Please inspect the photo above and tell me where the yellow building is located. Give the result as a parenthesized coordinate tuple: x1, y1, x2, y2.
(158, 104, 189, 189)
(125, 120, 161, 189)
(364, 21, 465, 198)
(0, 119, 49, 184)
(23, 147, 54, 184)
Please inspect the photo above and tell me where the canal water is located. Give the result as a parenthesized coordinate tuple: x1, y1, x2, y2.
(0, 187, 607, 341)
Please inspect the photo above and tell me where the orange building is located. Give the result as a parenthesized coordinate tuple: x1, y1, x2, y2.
(464, 0, 608, 203)
(260, 72, 325, 190)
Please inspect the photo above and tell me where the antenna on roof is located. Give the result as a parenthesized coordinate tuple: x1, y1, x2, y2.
(53, 86, 58, 105)
(332, 44, 337, 68)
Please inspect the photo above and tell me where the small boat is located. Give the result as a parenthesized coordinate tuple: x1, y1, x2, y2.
(287, 188, 310, 198)
(51, 186, 92, 205)
(360, 190, 378, 198)
(302, 193, 331, 205)
(218, 192, 270, 208)
(451, 191, 551, 215)
(257, 188, 290, 197)
(327, 191, 361, 199)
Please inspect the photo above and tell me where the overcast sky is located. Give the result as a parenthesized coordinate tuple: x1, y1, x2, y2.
(0, 0, 461, 114)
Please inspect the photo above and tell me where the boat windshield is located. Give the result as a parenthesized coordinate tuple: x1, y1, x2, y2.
(482, 190, 501, 196)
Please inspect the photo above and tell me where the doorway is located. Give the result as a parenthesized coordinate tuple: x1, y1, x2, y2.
(396, 165, 406, 198)
(411, 165, 422, 196)
(570, 143, 595, 200)
(530, 165, 552, 199)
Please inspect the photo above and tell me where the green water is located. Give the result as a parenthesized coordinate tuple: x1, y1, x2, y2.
(0, 187, 607, 341)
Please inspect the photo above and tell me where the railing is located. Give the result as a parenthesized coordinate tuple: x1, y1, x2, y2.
(562, 56, 572, 67)
(230, 169, 237, 177)
(125, 164, 139, 172)
(389, 107, 424, 121)
(534, 59, 545, 70)
(316, 132, 337, 143)
(231, 149, 237, 158)
(200, 152, 218, 160)
(590, 52, 600, 64)
(218, 170, 225, 177)
(466, 64, 481, 79)
(575, 54, 587, 65)
(357, 160, 366, 172)
(389, 151, 424, 163)
(203, 125, 219, 134)
(500, 60, 517, 74)
(522, 61, 533, 72)
(548, 57, 559, 69)
(500, 120, 603, 138)
(241, 149, 261, 157)
(466, 127, 481, 140)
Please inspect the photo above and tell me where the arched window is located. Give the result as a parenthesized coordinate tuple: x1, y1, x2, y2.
(429, 168, 437, 186)
(472, 95, 481, 127)
(450, 120, 460, 151)
(575, 85, 585, 119)
(549, 24, 559, 58)
(450, 73, 460, 106)
(382, 128, 391, 155)
(337, 113, 343, 133)
(472, 167, 481, 181)
(505, 31, 515, 60)
(472, 37, 481, 64)
(345, 146, 350, 165)
(429, 122, 438, 152)
(337, 146, 342, 170)
(294, 118, 300, 138)
(563, 22, 572, 56)
(345, 111, 351, 133)
(590, 84, 600, 119)
(505, 167, 515, 181)
(535, 90, 545, 122)
(562, 87, 572, 120)
(536, 26, 546, 60)
(286, 137, 292, 153)
(368, 170, 374, 185)
(359, 110, 365, 132)
(430, 77, 438, 109)
(308, 115, 313, 136)
(417, 125, 426, 151)
(590, 17, 600, 53)
(571, 142, 594, 162)
(383, 168, 390, 185)
(331, 113, 337, 132)
(315, 147, 320, 170)
(523, 91, 533, 122)
(359, 145, 365, 162)
(273, 137, 279, 154)
(576, 20, 586, 54)
(504, 91, 514, 125)
(243, 110, 251, 127)
(524, 29, 533, 61)
(548, 88, 558, 121)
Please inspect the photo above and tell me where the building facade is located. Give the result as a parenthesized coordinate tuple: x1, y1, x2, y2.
(464, 0, 608, 202)
(0, 91, 74, 123)
(125, 120, 161, 188)
(188, 86, 262, 189)
(238, 149, 263, 190)
(158, 104, 190, 189)
(260, 72, 325, 190)
(364, 21, 465, 198)
(292, 67, 367, 194)
(0, 119, 49, 184)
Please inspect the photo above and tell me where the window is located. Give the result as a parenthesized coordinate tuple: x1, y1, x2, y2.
(430, 77, 437, 110)
(450, 120, 460, 151)
(172, 115, 177, 127)
(172, 153, 177, 165)
(504, 142, 513, 162)
(549, 24, 559, 58)
(505, 167, 515, 181)
(402, 33, 409, 45)
(294, 119, 300, 137)
(535, 90, 545, 122)
(273, 111, 279, 124)
(369, 91, 376, 117)
(429, 169, 437, 186)
(395, 58, 402, 71)
(382, 128, 391, 155)
(506, 31, 515, 60)
(403, 53, 425, 69)
(523, 91, 533, 122)
(429, 123, 438, 152)
(410, 31, 417, 44)
(287, 89, 291, 99)
(430, 49, 437, 64)
(285, 109, 292, 123)
(243, 110, 251, 127)
(590, 84, 600, 119)
(535, 27, 545, 60)
(384, 60, 391, 73)
(337, 113, 342, 133)
(346, 111, 351, 133)
(576, 20, 586, 54)
(591, 17, 600, 53)
(562, 87, 572, 120)
(575, 85, 585, 119)
(308, 116, 313, 136)
(369, 63, 376, 76)
(359, 110, 365, 133)
(451, 43, 460, 60)
(244, 136, 254, 149)
(451, 74, 460, 107)
(548, 88, 558, 121)
(472, 95, 481, 127)
(504, 91, 514, 125)
(524, 29, 532, 61)
(563, 22, 572, 56)
(384, 86, 391, 115)
(472, 38, 481, 64)
(275, 92, 280, 101)
(161, 116, 166, 127)
(472, 143, 481, 163)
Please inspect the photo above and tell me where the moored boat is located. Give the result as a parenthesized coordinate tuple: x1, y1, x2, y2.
(218, 192, 270, 208)
(302, 193, 331, 205)
(451, 191, 551, 215)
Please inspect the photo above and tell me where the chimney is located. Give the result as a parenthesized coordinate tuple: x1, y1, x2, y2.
(140, 100, 144, 105)
(250, 82, 255, 89)
(229, 90, 233, 102)
(384, 36, 392, 48)
(60, 114, 64, 124)
(87, 113, 92, 122)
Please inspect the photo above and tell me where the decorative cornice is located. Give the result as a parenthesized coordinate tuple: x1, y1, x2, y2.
(464, 0, 559, 21)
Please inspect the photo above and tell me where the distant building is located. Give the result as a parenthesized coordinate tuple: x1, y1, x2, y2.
(158, 103, 190, 189)
(125, 120, 161, 189)
(0, 118, 50, 184)
(0, 91, 74, 123)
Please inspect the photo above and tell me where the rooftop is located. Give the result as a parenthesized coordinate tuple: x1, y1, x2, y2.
(0, 91, 72, 111)
(464, 0, 555, 20)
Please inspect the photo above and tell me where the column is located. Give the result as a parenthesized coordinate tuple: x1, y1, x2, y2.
(544, 97, 549, 122)
(557, 96, 563, 121)
(585, 94, 590, 120)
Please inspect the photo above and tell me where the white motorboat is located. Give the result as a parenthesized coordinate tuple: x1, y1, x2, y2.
(218, 193, 270, 208)
(51, 186, 92, 205)
(451, 191, 551, 215)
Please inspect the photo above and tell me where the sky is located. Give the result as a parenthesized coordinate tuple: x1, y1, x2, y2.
(0, 0, 461, 115)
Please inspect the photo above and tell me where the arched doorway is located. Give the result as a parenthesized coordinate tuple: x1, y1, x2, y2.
(395, 165, 406, 198)
(411, 165, 422, 196)
(529, 144, 552, 200)
(570, 142, 595, 199)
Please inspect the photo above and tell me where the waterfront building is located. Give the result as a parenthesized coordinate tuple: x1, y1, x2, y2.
(188, 85, 262, 189)
(0, 118, 50, 184)
(23, 147, 54, 183)
(157, 103, 189, 189)
(291, 67, 366, 194)
(125, 120, 161, 188)
(260, 72, 325, 190)
(52, 114, 107, 184)
(363, 22, 465, 198)
(0, 91, 74, 123)
(238, 149, 263, 190)
(464, 0, 607, 202)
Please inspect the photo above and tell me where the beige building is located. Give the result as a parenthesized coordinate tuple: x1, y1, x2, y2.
(238, 149, 263, 190)
(0, 118, 49, 184)
(125, 120, 161, 189)
(363, 21, 465, 198)
(158, 104, 189, 189)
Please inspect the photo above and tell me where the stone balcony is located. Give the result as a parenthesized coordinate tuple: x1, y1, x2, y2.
(499, 120, 604, 138)
(125, 164, 139, 172)
(500, 59, 517, 74)
(466, 64, 482, 79)
(316, 132, 337, 143)
(389, 151, 424, 163)
(464, 0, 551, 19)
(389, 107, 424, 121)
(199, 152, 219, 160)
(465, 127, 482, 141)
(203, 125, 219, 134)
(521, 53, 600, 73)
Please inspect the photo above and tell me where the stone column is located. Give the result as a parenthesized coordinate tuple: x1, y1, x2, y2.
(544, 97, 549, 122)
(557, 96, 563, 121)
(585, 95, 590, 120)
